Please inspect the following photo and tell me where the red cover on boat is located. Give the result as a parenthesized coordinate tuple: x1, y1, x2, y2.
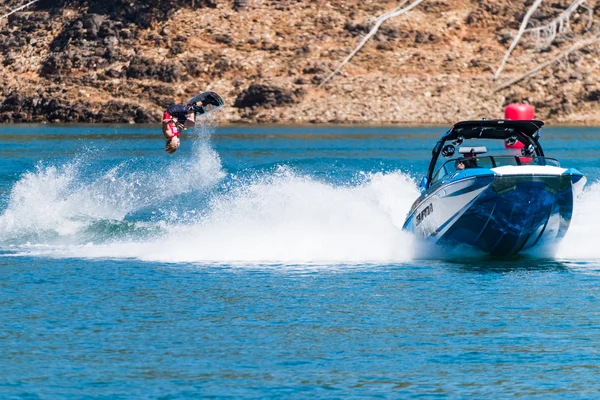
(504, 104, 534, 148)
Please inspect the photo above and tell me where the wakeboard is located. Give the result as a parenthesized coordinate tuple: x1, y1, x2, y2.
(188, 91, 225, 116)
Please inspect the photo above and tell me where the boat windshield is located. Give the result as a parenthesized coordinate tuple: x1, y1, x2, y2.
(431, 156, 561, 184)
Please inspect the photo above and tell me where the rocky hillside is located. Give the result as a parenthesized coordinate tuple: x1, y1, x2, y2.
(1, 0, 599, 124)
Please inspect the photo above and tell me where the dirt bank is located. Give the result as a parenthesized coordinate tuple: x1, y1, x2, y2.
(1, 0, 599, 124)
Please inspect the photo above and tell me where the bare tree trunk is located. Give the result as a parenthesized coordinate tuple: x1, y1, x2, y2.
(494, 35, 600, 92)
(318, 0, 423, 88)
(526, 0, 590, 49)
(493, 0, 543, 80)
(1, 0, 39, 20)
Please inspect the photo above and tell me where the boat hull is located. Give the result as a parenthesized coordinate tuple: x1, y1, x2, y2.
(403, 169, 585, 256)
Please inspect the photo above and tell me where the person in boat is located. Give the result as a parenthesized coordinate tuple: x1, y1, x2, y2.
(455, 157, 479, 170)
(465, 157, 478, 168)
(162, 94, 222, 154)
(463, 152, 480, 168)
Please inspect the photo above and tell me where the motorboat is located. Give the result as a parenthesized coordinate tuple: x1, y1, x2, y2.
(402, 119, 586, 256)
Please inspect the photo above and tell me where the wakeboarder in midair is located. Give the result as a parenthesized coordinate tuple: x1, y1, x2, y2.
(162, 92, 223, 154)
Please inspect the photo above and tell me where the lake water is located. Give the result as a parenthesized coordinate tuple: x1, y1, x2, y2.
(2, 122, 600, 397)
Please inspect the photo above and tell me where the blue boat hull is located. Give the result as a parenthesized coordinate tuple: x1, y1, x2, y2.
(403, 172, 585, 256)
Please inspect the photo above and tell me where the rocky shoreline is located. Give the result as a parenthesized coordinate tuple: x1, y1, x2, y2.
(1, 0, 599, 125)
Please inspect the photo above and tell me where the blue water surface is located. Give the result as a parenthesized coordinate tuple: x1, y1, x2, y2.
(1, 123, 600, 398)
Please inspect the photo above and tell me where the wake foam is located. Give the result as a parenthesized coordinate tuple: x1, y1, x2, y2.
(0, 119, 423, 263)
(10, 169, 421, 263)
(0, 135, 224, 244)
(556, 180, 600, 259)
(5, 146, 598, 263)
